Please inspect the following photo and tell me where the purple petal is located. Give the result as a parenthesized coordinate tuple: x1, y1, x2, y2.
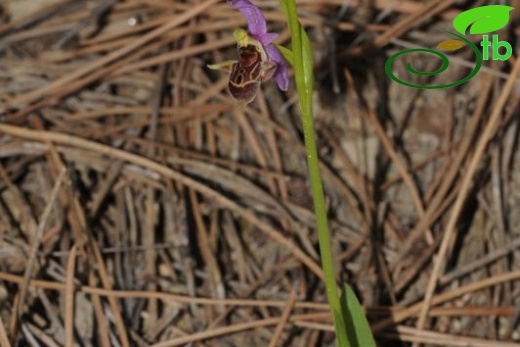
(265, 44, 289, 91)
(258, 32, 278, 45)
(228, 0, 267, 37)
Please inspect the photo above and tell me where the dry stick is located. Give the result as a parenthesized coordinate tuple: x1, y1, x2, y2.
(65, 244, 78, 347)
(0, 0, 74, 35)
(229, 9, 389, 33)
(55, 19, 245, 63)
(121, 137, 287, 181)
(232, 108, 279, 196)
(81, 12, 175, 46)
(88, 272, 111, 347)
(295, 119, 371, 238)
(89, 161, 126, 218)
(92, 105, 234, 137)
(382, 146, 451, 193)
(439, 236, 520, 286)
(1, 268, 519, 322)
(89, 233, 131, 347)
(0, 164, 38, 239)
(144, 58, 168, 332)
(116, 29, 236, 75)
(30, 124, 126, 347)
(372, 0, 452, 48)
(130, 274, 520, 347)
(346, 0, 454, 56)
(0, 22, 73, 47)
(0, 316, 12, 347)
(372, 269, 520, 332)
(293, 321, 333, 333)
(394, 234, 442, 295)
(383, 333, 520, 347)
(0, 124, 324, 280)
(9, 0, 221, 108)
(348, 71, 434, 244)
(156, 154, 299, 227)
(60, 129, 295, 237)
(292, 0, 460, 18)
(10, 37, 234, 123)
(30, 117, 87, 245)
(189, 189, 225, 301)
(368, 306, 514, 318)
(6, 35, 175, 122)
(393, 325, 520, 347)
(42, 35, 144, 63)
(0, 271, 327, 310)
(32, 116, 131, 346)
(117, 35, 235, 74)
(394, 186, 459, 295)
(415, 56, 520, 334)
(66, 104, 230, 121)
(368, 116, 434, 242)
(489, 145, 511, 309)
(319, 127, 384, 263)
(56, 0, 117, 48)
(206, 255, 294, 329)
(21, 323, 58, 347)
(423, 97, 456, 204)
(148, 317, 281, 347)
(13, 168, 67, 337)
(181, 85, 291, 139)
(257, 89, 289, 200)
(234, 104, 314, 253)
(121, 136, 290, 196)
(268, 290, 297, 347)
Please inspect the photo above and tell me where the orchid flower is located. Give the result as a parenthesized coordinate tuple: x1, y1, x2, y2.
(208, 0, 288, 104)
(229, 0, 288, 91)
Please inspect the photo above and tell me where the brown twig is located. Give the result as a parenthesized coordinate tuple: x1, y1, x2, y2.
(13, 167, 67, 337)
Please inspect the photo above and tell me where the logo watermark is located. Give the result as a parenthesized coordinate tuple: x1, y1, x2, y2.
(385, 5, 515, 89)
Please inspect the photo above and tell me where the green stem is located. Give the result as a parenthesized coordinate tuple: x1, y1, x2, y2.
(301, 104, 350, 347)
(279, 1, 349, 345)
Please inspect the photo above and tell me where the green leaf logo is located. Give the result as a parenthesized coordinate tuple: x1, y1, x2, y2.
(453, 5, 514, 35)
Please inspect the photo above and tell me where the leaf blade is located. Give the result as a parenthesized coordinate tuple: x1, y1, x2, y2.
(340, 284, 377, 347)
(274, 44, 294, 67)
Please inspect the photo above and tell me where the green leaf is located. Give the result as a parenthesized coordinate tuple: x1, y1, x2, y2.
(436, 39, 465, 51)
(453, 5, 514, 35)
(280, 0, 316, 118)
(274, 44, 294, 67)
(340, 284, 376, 347)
